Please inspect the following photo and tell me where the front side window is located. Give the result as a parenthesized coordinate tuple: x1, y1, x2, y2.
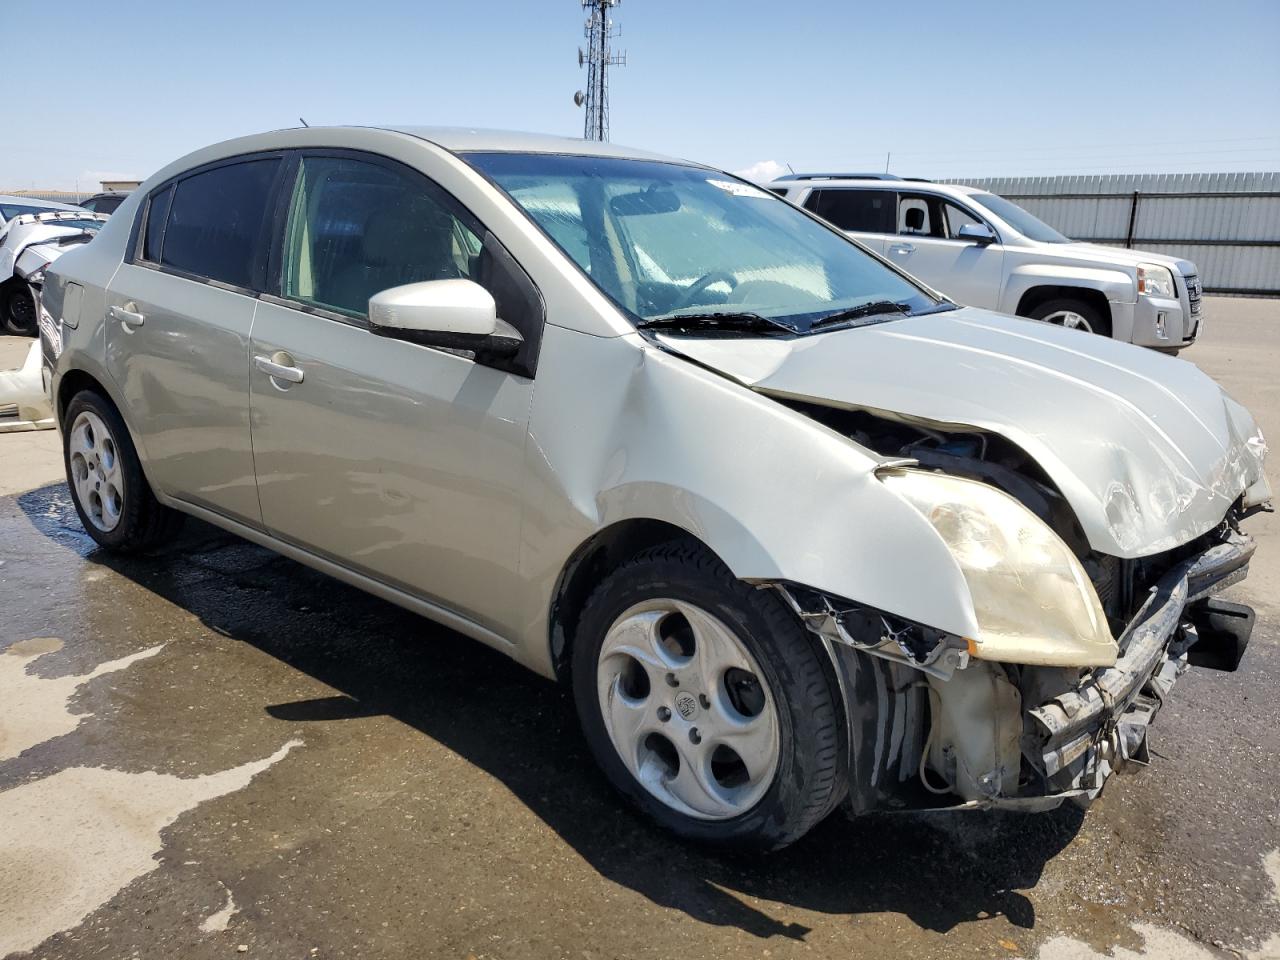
(804, 189, 895, 233)
(943, 202, 983, 238)
(467, 153, 937, 333)
(160, 159, 280, 287)
(280, 155, 482, 318)
(898, 195, 939, 236)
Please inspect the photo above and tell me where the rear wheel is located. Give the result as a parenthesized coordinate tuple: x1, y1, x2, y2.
(2, 282, 37, 336)
(62, 390, 182, 552)
(1026, 297, 1112, 338)
(572, 541, 846, 850)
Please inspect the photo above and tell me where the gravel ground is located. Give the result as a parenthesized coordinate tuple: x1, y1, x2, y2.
(1, 296, 1278, 960)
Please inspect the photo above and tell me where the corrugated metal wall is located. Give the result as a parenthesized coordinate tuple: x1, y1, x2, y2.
(2, 190, 93, 205)
(947, 172, 1280, 295)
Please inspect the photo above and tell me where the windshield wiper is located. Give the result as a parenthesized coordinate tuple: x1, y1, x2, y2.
(635, 312, 797, 336)
(809, 300, 912, 331)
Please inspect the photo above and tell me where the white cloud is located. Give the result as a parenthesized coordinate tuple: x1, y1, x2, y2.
(732, 160, 790, 184)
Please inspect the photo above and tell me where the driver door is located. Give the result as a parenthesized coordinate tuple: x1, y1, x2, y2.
(884, 193, 1004, 308)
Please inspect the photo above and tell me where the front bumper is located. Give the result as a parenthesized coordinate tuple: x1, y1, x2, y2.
(1120, 293, 1201, 349)
(783, 529, 1256, 815)
(1026, 531, 1253, 796)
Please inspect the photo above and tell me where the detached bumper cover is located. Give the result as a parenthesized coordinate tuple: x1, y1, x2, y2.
(1028, 532, 1255, 794)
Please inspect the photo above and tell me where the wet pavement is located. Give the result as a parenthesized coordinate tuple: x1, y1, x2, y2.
(2, 297, 1279, 960)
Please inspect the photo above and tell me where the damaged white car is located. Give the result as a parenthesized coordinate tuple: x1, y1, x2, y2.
(0, 204, 107, 335)
(41, 128, 1271, 850)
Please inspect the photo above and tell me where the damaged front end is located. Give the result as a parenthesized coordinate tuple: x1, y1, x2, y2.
(773, 515, 1260, 814)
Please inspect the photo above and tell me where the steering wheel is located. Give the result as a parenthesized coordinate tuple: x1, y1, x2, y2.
(673, 271, 739, 311)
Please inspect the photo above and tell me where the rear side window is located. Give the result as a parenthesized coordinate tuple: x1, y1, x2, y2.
(804, 189, 895, 233)
(159, 159, 280, 288)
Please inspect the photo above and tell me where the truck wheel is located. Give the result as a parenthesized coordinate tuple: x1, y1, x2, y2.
(3, 283, 37, 336)
(572, 540, 847, 851)
(62, 390, 183, 552)
(1026, 298, 1111, 337)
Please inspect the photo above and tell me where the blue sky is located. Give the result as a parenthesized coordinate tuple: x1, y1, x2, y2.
(5, 0, 1278, 190)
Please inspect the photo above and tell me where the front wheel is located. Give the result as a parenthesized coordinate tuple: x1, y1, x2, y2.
(62, 390, 183, 552)
(1025, 297, 1112, 338)
(572, 541, 846, 851)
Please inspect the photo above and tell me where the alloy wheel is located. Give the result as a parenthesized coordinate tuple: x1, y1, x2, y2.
(596, 599, 780, 820)
(68, 410, 125, 532)
(1041, 309, 1094, 333)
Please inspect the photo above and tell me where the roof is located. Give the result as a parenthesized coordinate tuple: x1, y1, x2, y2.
(767, 176, 988, 196)
(382, 125, 693, 164)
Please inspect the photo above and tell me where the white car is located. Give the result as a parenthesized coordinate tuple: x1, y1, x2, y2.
(0, 197, 107, 335)
(768, 175, 1203, 351)
(41, 127, 1269, 849)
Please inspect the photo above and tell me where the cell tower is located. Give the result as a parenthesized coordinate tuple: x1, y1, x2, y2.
(574, 0, 626, 141)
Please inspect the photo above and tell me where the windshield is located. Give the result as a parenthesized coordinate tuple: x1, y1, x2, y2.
(466, 153, 939, 333)
(967, 192, 1070, 244)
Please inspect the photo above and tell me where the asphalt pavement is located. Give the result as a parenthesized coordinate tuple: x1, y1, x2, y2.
(1, 297, 1278, 960)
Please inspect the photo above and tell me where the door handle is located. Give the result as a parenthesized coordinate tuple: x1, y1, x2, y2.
(890, 243, 915, 255)
(254, 354, 305, 384)
(109, 303, 146, 328)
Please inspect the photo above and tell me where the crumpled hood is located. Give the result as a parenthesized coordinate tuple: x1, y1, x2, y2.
(657, 308, 1270, 558)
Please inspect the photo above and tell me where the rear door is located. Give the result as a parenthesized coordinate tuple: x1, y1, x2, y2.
(104, 154, 286, 525)
(801, 187, 894, 253)
(883, 192, 1004, 308)
(247, 151, 537, 632)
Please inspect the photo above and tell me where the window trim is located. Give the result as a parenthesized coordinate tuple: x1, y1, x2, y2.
(125, 150, 293, 297)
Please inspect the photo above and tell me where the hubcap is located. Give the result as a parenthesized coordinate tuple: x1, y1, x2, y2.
(1042, 309, 1093, 333)
(68, 411, 124, 532)
(596, 599, 780, 820)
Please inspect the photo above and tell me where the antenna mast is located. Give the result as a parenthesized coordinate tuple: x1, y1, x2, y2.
(575, 0, 626, 141)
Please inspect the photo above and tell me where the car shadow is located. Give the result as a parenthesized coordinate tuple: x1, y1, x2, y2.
(16, 482, 1083, 940)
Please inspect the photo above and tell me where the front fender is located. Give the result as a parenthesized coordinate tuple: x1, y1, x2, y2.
(1000, 263, 1136, 314)
(517, 326, 980, 673)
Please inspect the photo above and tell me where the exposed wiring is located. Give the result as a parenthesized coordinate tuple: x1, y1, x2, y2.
(918, 684, 954, 796)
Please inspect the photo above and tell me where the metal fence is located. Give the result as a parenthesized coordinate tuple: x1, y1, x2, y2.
(1, 189, 95, 205)
(948, 172, 1280, 296)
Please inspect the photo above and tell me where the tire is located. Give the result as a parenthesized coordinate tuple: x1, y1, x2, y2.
(62, 390, 183, 552)
(571, 540, 847, 851)
(1025, 297, 1112, 338)
(2, 282, 37, 336)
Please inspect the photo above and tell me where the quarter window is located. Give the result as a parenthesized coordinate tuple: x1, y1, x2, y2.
(140, 185, 173, 264)
(804, 189, 895, 233)
(160, 159, 280, 288)
(280, 156, 483, 318)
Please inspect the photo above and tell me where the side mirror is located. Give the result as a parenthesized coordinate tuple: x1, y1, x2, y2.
(957, 223, 997, 245)
(368, 279, 523, 358)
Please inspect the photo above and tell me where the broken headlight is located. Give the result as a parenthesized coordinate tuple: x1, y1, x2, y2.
(880, 468, 1117, 668)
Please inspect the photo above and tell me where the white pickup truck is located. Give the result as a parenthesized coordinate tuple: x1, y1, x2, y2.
(768, 174, 1203, 351)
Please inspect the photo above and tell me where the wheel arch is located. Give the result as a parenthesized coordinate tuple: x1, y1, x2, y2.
(548, 518, 711, 683)
(55, 365, 159, 492)
(1014, 284, 1112, 326)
